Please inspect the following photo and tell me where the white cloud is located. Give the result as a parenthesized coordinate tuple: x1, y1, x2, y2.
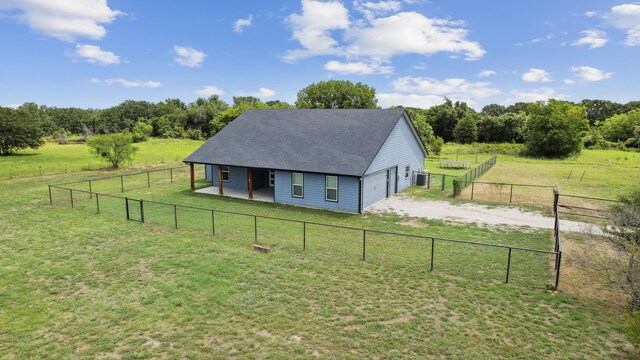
(251, 87, 276, 98)
(354, 0, 402, 20)
(195, 85, 224, 97)
(505, 88, 561, 104)
(607, 3, 640, 46)
(572, 30, 607, 49)
(377, 93, 444, 108)
(283, 1, 485, 63)
(0, 0, 121, 41)
(2, 104, 21, 109)
(478, 69, 496, 78)
(90, 78, 161, 88)
(324, 60, 393, 74)
(521, 68, 552, 82)
(344, 12, 485, 60)
(584, 11, 598, 18)
(173, 46, 206, 67)
(377, 75, 500, 108)
(73, 44, 120, 65)
(283, 0, 350, 62)
(233, 15, 253, 33)
(563, 79, 575, 84)
(571, 66, 613, 81)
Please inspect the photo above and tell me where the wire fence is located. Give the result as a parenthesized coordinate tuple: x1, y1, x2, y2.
(452, 156, 498, 196)
(458, 181, 556, 207)
(48, 166, 562, 288)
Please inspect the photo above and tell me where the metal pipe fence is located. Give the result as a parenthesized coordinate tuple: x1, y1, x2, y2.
(452, 156, 497, 197)
(48, 172, 562, 287)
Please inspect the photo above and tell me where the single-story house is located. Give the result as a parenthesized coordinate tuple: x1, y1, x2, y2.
(183, 108, 427, 213)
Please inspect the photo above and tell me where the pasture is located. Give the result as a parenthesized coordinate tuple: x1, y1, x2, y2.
(1, 141, 637, 358)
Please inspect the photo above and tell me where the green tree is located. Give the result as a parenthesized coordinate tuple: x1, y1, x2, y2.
(453, 113, 478, 144)
(524, 100, 589, 158)
(0, 107, 45, 155)
(187, 96, 229, 136)
(481, 104, 507, 117)
(601, 109, 640, 143)
(132, 120, 152, 142)
(424, 98, 474, 142)
(210, 102, 270, 135)
(477, 112, 526, 143)
(87, 132, 138, 168)
(580, 99, 623, 126)
(430, 136, 444, 155)
(295, 80, 378, 109)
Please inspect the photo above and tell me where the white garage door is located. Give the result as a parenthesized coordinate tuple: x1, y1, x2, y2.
(363, 170, 388, 209)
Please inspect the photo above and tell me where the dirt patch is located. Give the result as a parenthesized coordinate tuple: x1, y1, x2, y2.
(396, 219, 427, 228)
(379, 314, 414, 325)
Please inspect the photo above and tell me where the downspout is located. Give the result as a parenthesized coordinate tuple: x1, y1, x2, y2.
(358, 177, 363, 214)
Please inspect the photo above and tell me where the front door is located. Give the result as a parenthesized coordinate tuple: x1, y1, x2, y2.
(269, 170, 275, 187)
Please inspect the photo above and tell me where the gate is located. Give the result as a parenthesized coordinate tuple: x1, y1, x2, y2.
(125, 197, 144, 222)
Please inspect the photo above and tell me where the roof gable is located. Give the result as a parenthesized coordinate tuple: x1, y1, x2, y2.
(184, 109, 408, 176)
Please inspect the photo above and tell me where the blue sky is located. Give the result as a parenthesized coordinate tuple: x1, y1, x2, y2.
(0, 0, 639, 109)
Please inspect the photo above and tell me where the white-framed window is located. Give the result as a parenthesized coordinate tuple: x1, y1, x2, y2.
(405, 165, 410, 179)
(221, 166, 230, 182)
(325, 175, 338, 202)
(292, 172, 304, 198)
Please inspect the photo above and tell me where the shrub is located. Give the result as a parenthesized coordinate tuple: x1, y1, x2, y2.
(132, 120, 152, 142)
(87, 132, 138, 168)
(624, 311, 640, 348)
(0, 107, 45, 155)
(429, 136, 444, 155)
(453, 114, 478, 144)
(524, 100, 589, 158)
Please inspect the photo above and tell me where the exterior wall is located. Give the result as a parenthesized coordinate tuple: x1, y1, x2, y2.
(362, 170, 388, 209)
(274, 170, 360, 213)
(364, 114, 426, 193)
(208, 165, 248, 190)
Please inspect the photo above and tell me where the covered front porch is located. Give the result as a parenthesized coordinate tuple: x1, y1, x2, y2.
(194, 186, 274, 202)
(186, 162, 275, 202)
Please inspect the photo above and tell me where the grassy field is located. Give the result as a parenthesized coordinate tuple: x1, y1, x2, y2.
(0, 138, 204, 179)
(416, 145, 640, 211)
(0, 141, 636, 358)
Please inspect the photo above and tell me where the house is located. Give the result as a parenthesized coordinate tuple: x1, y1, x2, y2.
(183, 109, 427, 213)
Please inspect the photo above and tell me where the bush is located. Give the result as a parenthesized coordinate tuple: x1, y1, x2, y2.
(132, 120, 152, 142)
(0, 107, 45, 155)
(624, 311, 640, 348)
(87, 132, 138, 168)
(429, 136, 444, 155)
(453, 114, 478, 144)
(524, 100, 589, 158)
(601, 109, 640, 143)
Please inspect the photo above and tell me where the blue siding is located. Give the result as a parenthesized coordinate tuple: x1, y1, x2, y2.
(208, 165, 248, 190)
(365, 114, 425, 193)
(274, 171, 360, 213)
(362, 170, 387, 208)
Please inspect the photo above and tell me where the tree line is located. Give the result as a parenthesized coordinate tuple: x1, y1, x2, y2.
(1, 80, 639, 158)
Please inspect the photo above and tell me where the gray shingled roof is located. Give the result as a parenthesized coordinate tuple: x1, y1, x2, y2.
(184, 108, 417, 177)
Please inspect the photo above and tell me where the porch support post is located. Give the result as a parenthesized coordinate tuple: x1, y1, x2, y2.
(218, 165, 224, 195)
(189, 162, 195, 192)
(248, 168, 254, 199)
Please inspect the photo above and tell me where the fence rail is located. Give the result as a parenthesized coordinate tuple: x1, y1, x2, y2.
(48, 167, 562, 287)
(452, 156, 497, 197)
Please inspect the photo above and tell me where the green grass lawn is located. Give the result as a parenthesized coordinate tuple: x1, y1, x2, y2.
(0, 138, 204, 179)
(419, 145, 640, 211)
(0, 165, 633, 358)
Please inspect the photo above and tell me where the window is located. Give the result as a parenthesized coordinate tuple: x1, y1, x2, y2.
(221, 166, 230, 182)
(325, 175, 338, 202)
(405, 165, 410, 179)
(292, 172, 304, 198)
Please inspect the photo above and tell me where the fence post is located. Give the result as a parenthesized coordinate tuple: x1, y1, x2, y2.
(471, 182, 475, 200)
(70, 189, 74, 208)
(96, 193, 100, 213)
(211, 210, 215, 235)
(303, 222, 306, 250)
(555, 251, 562, 289)
(427, 173, 430, 189)
(362, 230, 366, 261)
(140, 200, 145, 223)
(174, 205, 178, 229)
(441, 174, 445, 191)
(505, 248, 512, 284)
(125, 197, 130, 220)
(147, 172, 150, 187)
(89, 180, 92, 199)
(170, 168, 174, 183)
(430, 238, 435, 271)
(120, 175, 124, 193)
(48, 185, 52, 204)
(254, 216, 257, 242)
(509, 184, 514, 203)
